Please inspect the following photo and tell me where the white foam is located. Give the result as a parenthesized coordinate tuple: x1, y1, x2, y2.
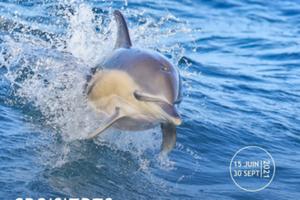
(66, 4, 115, 66)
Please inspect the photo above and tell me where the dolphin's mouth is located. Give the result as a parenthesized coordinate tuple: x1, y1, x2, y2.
(133, 90, 182, 125)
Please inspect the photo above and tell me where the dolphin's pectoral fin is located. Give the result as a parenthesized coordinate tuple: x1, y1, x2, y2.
(113, 10, 132, 49)
(133, 90, 162, 103)
(86, 107, 124, 139)
(160, 123, 177, 155)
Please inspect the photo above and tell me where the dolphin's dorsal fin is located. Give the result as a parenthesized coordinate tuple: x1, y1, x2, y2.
(113, 10, 132, 49)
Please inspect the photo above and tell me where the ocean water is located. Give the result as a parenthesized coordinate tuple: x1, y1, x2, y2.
(0, 0, 300, 199)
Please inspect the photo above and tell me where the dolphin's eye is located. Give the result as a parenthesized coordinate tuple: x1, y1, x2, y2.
(161, 65, 170, 72)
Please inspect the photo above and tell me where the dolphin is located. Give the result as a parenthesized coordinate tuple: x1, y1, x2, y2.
(86, 10, 182, 154)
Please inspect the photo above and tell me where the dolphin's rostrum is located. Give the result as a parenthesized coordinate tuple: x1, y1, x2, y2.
(86, 10, 182, 155)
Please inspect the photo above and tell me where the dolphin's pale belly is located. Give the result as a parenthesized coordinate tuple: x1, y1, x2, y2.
(87, 69, 165, 131)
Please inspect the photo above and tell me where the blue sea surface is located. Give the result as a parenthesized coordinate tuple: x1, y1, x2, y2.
(0, 0, 300, 199)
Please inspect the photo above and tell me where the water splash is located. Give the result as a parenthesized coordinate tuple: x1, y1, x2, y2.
(66, 4, 115, 65)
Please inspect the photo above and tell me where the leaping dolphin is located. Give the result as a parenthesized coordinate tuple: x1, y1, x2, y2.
(86, 10, 182, 155)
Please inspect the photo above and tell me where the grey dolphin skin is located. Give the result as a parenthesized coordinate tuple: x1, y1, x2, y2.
(86, 10, 182, 155)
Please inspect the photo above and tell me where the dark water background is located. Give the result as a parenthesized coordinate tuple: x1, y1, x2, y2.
(0, 0, 300, 199)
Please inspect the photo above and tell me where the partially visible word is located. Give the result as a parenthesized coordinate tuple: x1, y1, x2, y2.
(16, 198, 112, 200)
